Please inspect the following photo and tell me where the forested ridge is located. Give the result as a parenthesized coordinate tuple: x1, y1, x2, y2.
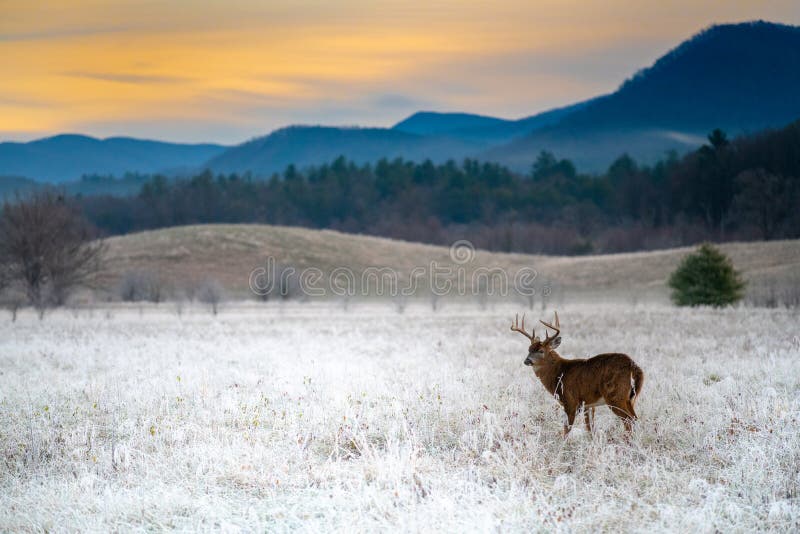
(77, 120, 800, 255)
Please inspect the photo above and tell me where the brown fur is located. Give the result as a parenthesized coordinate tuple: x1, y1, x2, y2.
(531, 351, 644, 435)
(512, 313, 644, 436)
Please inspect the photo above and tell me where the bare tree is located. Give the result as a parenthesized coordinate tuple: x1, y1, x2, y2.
(513, 269, 537, 311)
(475, 279, 489, 311)
(252, 261, 300, 302)
(7, 298, 21, 322)
(746, 277, 800, 309)
(0, 263, 22, 321)
(732, 169, 790, 240)
(0, 259, 9, 303)
(393, 293, 408, 314)
(198, 278, 224, 315)
(540, 279, 551, 311)
(783, 282, 800, 309)
(173, 293, 186, 317)
(182, 280, 197, 302)
(118, 270, 166, 303)
(518, 287, 536, 311)
(429, 291, 441, 312)
(0, 191, 105, 317)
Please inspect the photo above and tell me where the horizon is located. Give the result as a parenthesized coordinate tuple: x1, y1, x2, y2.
(2, 1, 799, 145)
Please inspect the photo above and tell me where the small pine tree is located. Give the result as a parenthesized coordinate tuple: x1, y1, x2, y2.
(668, 244, 745, 307)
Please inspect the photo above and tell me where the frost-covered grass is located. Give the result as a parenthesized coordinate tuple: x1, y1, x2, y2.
(1, 302, 799, 532)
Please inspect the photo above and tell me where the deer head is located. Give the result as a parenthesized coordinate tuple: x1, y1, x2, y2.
(510, 312, 561, 366)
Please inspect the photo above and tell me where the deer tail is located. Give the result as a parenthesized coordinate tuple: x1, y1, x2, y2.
(629, 364, 644, 403)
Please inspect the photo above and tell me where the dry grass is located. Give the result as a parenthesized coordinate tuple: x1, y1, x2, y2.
(101, 224, 800, 299)
(1, 301, 799, 531)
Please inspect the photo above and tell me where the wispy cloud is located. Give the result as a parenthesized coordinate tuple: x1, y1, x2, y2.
(0, 26, 129, 42)
(62, 71, 192, 85)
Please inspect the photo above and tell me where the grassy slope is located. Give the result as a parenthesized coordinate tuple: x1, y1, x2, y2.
(102, 224, 800, 297)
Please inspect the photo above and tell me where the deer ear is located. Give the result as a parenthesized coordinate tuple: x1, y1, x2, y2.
(549, 336, 561, 349)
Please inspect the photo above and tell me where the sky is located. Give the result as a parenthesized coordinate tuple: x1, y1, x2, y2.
(1, 1, 799, 144)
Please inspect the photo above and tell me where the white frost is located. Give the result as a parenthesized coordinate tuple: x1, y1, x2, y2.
(0, 301, 798, 531)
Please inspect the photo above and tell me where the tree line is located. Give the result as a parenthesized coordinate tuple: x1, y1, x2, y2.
(76, 120, 800, 255)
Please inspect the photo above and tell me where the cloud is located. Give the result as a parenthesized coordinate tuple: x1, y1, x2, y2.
(369, 94, 429, 109)
(61, 71, 192, 85)
(0, 26, 129, 42)
(0, 95, 55, 108)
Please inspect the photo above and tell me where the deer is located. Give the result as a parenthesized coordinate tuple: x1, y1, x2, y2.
(510, 311, 644, 437)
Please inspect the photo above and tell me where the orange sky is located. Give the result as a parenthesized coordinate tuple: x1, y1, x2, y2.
(1, 0, 798, 143)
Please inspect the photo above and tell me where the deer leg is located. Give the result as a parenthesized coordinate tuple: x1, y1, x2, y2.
(584, 406, 595, 433)
(563, 405, 577, 437)
(624, 402, 638, 432)
(609, 401, 636, 433)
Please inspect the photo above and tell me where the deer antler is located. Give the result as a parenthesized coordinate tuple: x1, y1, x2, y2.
(539, 311, 560, 342)
(510, 313, 535, 341)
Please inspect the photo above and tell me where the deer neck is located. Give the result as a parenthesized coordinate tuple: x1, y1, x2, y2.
(532, 351, 568, 397)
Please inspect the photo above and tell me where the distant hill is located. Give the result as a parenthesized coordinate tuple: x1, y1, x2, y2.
(392, 112, 510, 136)
(206, 126, 476, 176)
(392, 100, 592, 144)
(102, 223, 800, 298)
(0, 134, 227, 183)
(206, 102, 593, 176)
(487, 21, 800, 171)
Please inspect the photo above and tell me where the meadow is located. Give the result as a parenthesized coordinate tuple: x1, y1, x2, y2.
(1, 301, 798, 531)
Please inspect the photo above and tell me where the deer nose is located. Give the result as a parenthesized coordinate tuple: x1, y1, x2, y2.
(524, 357, 533, 366)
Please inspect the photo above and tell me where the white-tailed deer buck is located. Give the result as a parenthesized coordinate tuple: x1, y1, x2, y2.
(511, 312, 644, 436)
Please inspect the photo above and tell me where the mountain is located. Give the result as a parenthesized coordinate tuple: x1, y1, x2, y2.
(0, 134, 227, 183)
(392, 100, 592, 144)
(211, 21, 800, 176)
(563, 21, 800, 132)
(206, 125, 477, 176)
(208, 101, 596, 176)
(487, 21, 800, 171)
(392, 112, 511, 136)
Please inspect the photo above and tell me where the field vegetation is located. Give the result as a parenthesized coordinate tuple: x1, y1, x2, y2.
(2, 302, 798, 531)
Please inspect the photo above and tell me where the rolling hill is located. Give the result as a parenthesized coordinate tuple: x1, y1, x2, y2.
(0, 134, 227, 183)
(102, 224, 800, 299)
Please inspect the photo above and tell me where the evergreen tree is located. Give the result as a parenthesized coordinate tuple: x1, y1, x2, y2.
(668, 244, 745, 306)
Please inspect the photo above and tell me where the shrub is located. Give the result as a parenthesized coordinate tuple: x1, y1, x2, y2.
(118, 270, 166, 303)
(197, 278, 224, 315)
(668, 243, 745, 307)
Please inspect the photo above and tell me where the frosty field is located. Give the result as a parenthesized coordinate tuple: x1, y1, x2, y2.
(1, 302, 799, 532)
